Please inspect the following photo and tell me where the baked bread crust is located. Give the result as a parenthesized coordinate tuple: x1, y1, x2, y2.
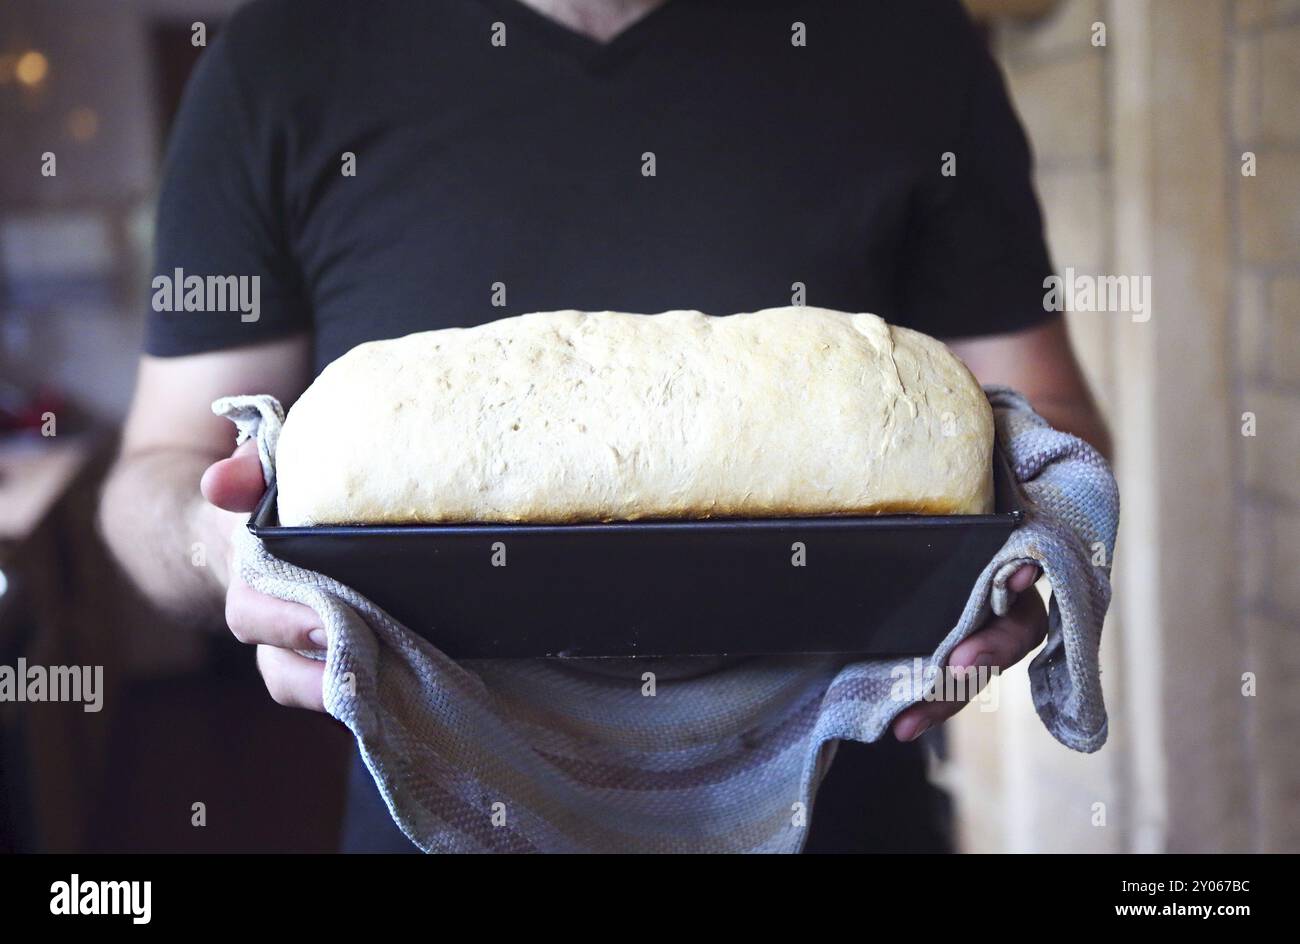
(275, 307, 994, 525)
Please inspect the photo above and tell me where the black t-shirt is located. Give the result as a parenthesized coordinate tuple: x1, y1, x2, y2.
(147, 0, 1055, 373)
(150, 0, 1053, 852)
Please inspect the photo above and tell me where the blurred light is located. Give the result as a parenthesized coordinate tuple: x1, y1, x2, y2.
(15, 50, 48, 87)
(0, 567, 8, 600)
(66, 106, 98, 142)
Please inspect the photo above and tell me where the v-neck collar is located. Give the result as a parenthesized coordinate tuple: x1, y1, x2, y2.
(477, 0, 682, 74)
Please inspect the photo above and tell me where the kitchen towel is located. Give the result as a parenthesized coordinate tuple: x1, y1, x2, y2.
(213, 386, 1118, 853)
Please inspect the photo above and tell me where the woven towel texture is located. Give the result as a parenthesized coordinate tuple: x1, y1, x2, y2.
(213, 386, 1118, 853)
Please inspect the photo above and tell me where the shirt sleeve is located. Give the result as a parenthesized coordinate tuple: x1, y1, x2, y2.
(896, 10, 1057, 340)
(145, 33, 310, 356)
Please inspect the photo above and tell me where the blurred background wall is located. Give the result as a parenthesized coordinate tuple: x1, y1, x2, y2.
(0, 0, 349, 853)
(1, 0, 193, 419)
(0, 0, 1296, 852)
(950, 0, 1300, 853)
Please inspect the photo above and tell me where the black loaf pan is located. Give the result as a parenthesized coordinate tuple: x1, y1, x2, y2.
(249, 452, 1023, 659)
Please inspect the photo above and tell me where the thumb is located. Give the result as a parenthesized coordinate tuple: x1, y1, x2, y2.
(201, 439, 267, 513)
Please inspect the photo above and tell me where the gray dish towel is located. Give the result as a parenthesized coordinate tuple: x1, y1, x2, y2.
(213, 385, 1118, 853)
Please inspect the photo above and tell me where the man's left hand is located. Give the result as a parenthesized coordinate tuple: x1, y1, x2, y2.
(891, 564, 1047, 742)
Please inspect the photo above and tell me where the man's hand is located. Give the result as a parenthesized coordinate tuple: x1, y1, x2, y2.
(98, 337, 316, 707)
(100, 337, 311, 615)
(200, 441, 328, 712)
(891, 563, 1047, 742)
(891, 315, 1107, 741)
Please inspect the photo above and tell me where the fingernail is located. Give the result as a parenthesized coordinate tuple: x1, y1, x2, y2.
(308, 629, 327, 649)
(903, 719, 932, 742)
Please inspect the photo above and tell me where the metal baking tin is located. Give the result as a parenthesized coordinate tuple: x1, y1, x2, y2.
(248, 456, 1022, 659)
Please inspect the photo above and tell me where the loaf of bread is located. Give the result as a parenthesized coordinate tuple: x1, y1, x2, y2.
(274, 307, 994, 525)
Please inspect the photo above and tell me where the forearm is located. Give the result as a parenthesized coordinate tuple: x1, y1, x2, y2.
(1024, 391, 1112, 461)
(99, 448, 238, 623)
(946, 317, 1113, 461)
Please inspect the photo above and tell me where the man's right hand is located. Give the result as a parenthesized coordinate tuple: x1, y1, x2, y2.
(200, 439, 328, 712)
